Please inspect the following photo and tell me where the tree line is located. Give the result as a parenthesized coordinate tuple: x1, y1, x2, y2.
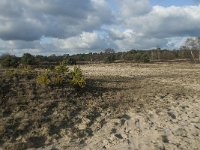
(1, 37, 200, 68)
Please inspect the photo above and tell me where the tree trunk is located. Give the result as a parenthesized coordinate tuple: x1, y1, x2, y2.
(151, 51, 154, 61)
(199, 50, 200, 63)
(190, 50, 196, 63)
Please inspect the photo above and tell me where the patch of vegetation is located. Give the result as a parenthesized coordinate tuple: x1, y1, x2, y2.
(36, 72, 51, 86)
(35, 62, 86, 89)
(104, 55, 116, 63)
(55, 61, 69, 74)
(0, 54, 19, 68)
(51, 74, 65, 86)
(135, 53, 150, 63)
(21, 53, 36, 65)
(67, 58, 77, 65)
(70, 66, 86, 88)
(4, 69, 16, 77)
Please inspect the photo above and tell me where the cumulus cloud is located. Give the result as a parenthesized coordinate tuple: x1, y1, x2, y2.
(60, 32, 114, 50)
(0, 0, 200, 55)
(138, 5, 200, 38)
(106, 3, 200, 50)
(0, 0, 113, 41)
(118, 0, 151, 17)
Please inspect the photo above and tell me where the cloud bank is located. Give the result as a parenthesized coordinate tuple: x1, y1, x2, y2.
(0, 0, 200, 55)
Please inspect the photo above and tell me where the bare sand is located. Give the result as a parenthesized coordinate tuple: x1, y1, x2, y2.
(59, 63, 200, 150)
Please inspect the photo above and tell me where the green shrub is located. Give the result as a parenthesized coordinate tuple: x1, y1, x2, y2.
(0, 54, 19, 68)
(51, 74, 65, 86)
(70, 66, 86, 88)
(36, 65, 86, 88)
(36, 72, 50, 86)
(55, 61, 69, 74)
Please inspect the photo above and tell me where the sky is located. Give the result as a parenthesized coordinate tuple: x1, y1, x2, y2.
(0, 0, 200, 56)
(150, 0, 195, 6)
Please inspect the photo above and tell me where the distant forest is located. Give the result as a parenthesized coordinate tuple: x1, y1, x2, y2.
(0, 48, 200, 68)
(1, 37, 200, 68)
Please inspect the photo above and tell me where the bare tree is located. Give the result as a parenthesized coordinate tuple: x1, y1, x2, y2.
(182, 37, 200, 63)
(104, 48, 115, 54)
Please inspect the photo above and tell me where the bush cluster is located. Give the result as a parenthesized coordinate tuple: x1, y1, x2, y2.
(35, 62, 86, 88)
(0, 54, 19, 68)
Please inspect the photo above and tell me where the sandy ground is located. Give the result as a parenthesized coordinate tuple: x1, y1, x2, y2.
(1, 63, 200, 150)
(61, 63, 200, 150)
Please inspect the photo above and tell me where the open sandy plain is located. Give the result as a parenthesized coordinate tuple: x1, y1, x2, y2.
(70, 62, 200, 150)
(1, 62, 200, 150)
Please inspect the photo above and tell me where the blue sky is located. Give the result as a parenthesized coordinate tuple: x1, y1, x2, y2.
(0, 0, 200, 56)
(150, 0, 195, 6)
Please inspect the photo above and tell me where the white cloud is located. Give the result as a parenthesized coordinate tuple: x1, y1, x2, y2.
(0, 0, 113, 41)
(1, 0, 200, 55)
(59, 31, 116, 51)
(118, 0, 151, 17)
(107, 3, 200, 50)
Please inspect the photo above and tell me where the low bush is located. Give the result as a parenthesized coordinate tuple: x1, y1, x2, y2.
(51, 74, 65, 86)
(36, 64, 86, 89)
(55, 61, 69, 74)
(36, 72, 51, 86)
(70, 66, 86, 88)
